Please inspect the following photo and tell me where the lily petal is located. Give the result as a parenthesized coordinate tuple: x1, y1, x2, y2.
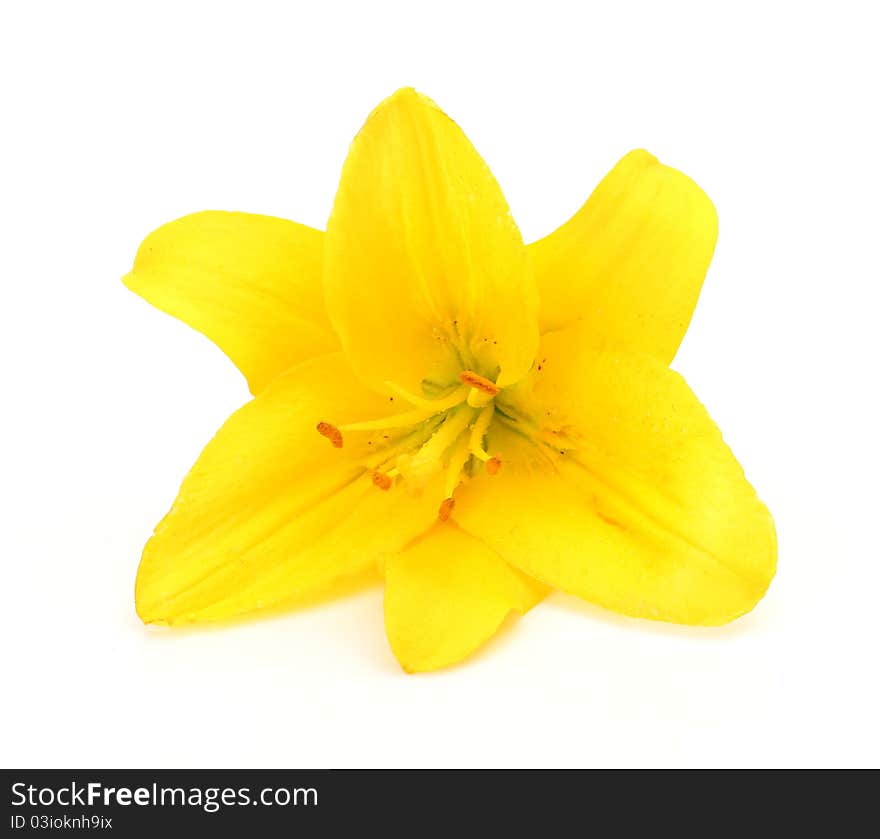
(529, 150, 717, 363)
(324, 88, 539, 394)
(384, 523, 547, 672)
(136, 353, 442, 625)
(456, 327, 776, 625)
(124, 211, 338, 394)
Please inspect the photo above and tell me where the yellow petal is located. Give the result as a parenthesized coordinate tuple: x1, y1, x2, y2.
(456, 327, 776, 625)
(528, 150, 718, 364)
(136, 353, 443, 625)
(124, 211, 338, 394)
(384, 523, 547, 672)
(324, 88, 538, 394)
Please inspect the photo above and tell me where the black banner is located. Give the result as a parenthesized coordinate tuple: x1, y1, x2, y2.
(2, 768, 874, 834)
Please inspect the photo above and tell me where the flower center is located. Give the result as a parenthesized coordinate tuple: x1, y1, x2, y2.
(316, 370, 504, 521)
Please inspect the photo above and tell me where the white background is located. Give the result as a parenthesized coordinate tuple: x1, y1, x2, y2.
(2, 1, 878, 768)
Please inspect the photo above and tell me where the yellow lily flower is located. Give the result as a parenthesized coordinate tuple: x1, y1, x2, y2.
(125, 87, 776, 673)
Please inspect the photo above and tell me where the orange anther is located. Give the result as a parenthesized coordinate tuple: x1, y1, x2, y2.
(316, 421, 343, 448)
(459, 370, 500, 396)
(371, 471, 393, 491)
(486, 456, 502, 475)
(438, 497, 456, 521)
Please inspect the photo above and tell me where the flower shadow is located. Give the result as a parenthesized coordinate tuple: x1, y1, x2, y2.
(544, 590, 775, 639)
(137, 567, 383, 639)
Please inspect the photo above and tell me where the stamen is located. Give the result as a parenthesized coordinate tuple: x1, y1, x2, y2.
(371, 471, 393, 491)
(324, 368, 507, 504)
(385, 381, 468, 410)
(340, 386, 468, 431)
(444, 435, 472, 499)
(406, 407, 474, 479)
(316, 421, 343, 448)
(438, 497, 456, 521)
(466, 388, 494, 408)
(460, 370, 500, 396)
(362, 417, 444, 472)
(468, 404, 495, 462)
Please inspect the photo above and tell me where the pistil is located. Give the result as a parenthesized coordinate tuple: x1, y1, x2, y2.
(316, 369, 506, 522)
(404, 406, 475, 483)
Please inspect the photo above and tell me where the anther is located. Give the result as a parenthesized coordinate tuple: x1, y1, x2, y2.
(371, 471, 393, 491)
(316, 421, 343, 448)
(459, 370, 500, 396)
(486, 457, 502, 475)
(438, 497, 456, 522)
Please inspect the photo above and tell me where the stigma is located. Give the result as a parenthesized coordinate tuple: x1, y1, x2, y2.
(316, 369, 506, 521)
